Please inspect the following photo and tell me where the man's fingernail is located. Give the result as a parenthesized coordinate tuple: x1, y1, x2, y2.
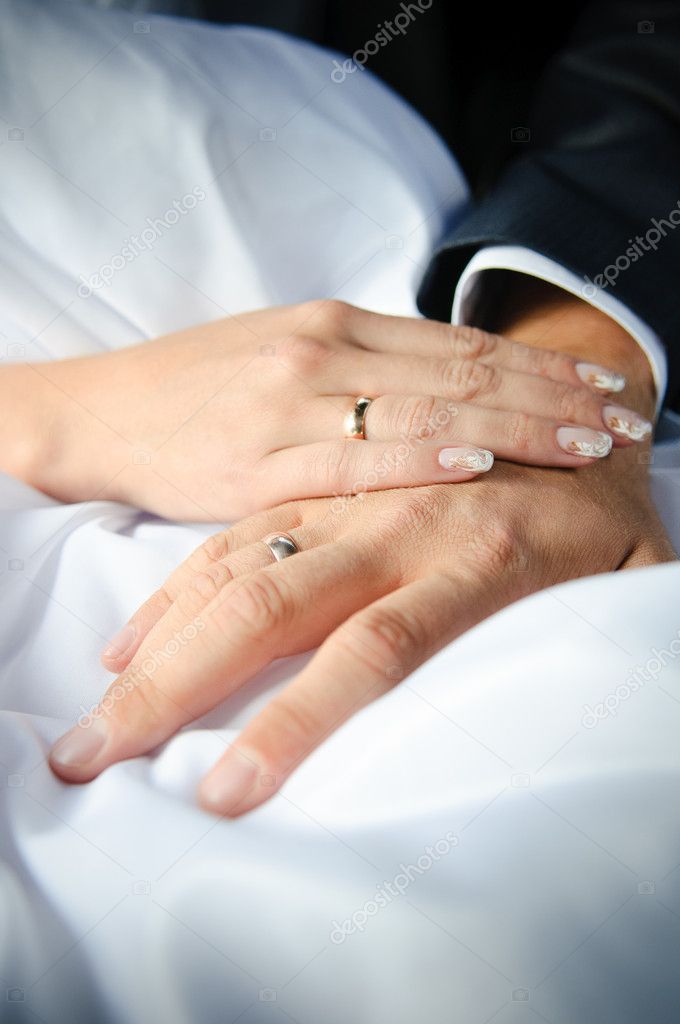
(49, 719, 107, 770)
(198, 751, 260, 814)
(102, 624, 135, 660)
(438, 447, 494, 472)
(557, 426, 613, 458)
(575, 362, 626, 393)
(602, 405, 653, 441)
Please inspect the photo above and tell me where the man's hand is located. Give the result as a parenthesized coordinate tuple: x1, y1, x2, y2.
(48, 451, 675, 815)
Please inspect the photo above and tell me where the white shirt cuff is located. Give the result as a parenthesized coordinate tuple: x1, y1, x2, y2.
(451, 245, 667, 417)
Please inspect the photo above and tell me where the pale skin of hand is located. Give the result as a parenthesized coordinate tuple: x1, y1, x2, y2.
(0, 299, 651, 520)
(48, 282, 677, 815)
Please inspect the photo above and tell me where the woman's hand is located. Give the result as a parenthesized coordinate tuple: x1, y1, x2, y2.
(0, 300, 649, 519)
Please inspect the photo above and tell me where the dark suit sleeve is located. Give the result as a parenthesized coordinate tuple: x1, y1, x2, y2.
(417, 1, 680, 406)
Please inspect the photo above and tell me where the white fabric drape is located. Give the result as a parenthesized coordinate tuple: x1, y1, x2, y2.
(1, 3, 679, 1021)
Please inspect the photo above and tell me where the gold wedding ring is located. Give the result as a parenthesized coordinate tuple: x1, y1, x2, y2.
(343, 396, 373, 440)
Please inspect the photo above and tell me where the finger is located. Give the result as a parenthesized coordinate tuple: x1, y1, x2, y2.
(362, 394, 631, 462)
(342, 308, 625, 392)
(100, 503, 308, 672)
(287, 394, 647, 460)
(197, 570, 500, 816)
(325, 351, 640, 432)
(258, 438, 495, 505)
(50, 541, 395, 783)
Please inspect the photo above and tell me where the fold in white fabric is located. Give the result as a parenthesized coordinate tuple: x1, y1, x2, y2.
(1, 3, 679, 1022)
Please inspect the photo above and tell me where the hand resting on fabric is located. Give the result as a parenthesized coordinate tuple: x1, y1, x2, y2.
(0, 300, 651, 520)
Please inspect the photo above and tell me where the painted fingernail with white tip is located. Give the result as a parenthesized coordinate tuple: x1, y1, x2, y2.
(438, 447, 494, 472)
(556, 427, 613, 458)
(575, 362, 626, 393)
(602, 405, 653, 441)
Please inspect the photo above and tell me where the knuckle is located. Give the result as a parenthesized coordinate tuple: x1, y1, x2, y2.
(377, 488, 444, 543)
(529, 347, 559, 377)
(443, 358, 498, 401)
(337, 605, 426, 674)
(508, 340, 548, 375)
(529, 347, 571, 380)
(463, 519, 520, 578)
(174, 582, 216, 624)
(141, 584, 173, 619)
(314, 298, 354, 334)
(186, 561, 235, 603)
(452, 325, 497, 360)
(505, 410, 533, 453)
(310, 441, 354, 490)
(293, 298, 354, 337)
(277, 334, 329, 376)
(395, 395, 441, 439)
(555, 381, 595, 424)
(193, 530, 231, 568)
(220, 571, 293, 635)
(523, 346, 576, 381)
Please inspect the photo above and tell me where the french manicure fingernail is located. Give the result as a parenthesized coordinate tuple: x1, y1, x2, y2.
(102, 624, 136, 660)
(602, 405, 653, 441)
(49, 718, 107, 770)
(557, 426, 613, 458)
(438, 447, 494, 472)
(575, 362, 626, 393)
(199, 751, 260, 813)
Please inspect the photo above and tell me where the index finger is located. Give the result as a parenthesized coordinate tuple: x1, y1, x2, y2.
(49, 541, 390, 783)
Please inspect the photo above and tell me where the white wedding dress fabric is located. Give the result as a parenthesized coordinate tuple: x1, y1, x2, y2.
(1, 2, 679, 1022)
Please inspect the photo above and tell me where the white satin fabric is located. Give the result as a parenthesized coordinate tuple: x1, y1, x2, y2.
(1, 3, 679, 1022)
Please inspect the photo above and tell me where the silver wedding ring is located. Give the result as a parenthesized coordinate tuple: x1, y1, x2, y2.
(344, 396, 373, 439)
(264, 532, 300, 562)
